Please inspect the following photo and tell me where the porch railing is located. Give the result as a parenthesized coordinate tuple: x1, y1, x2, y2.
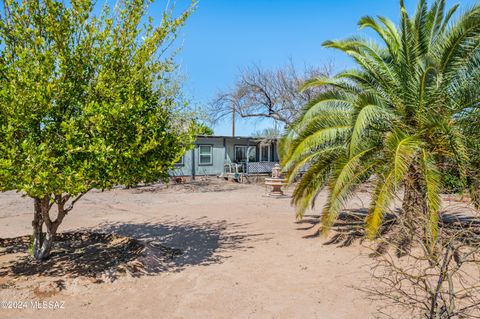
(246, 162, 279, 174)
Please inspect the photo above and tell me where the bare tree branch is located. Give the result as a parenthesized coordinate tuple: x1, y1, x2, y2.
(359, 218, 480, 319)
(210, 60, 333, 127)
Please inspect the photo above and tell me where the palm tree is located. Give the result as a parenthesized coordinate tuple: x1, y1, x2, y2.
(280, 0, 480, 244)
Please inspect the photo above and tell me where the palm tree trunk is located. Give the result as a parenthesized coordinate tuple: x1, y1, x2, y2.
(401, 165, 427, 235)
(398, 165, 427, 254)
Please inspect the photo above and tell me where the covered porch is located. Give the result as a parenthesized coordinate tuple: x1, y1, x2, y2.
(224, 137, 280, 175)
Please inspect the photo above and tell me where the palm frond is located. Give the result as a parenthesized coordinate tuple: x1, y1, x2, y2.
(349, 103, 392, 157)
(358, 15, 401, 57)
(301, 77, 359, 93)
(365, 170, 396, 239)
(365, 131, 422, 238)
(321, 148, 376, 233)
(386, 131, 422, 185)
(291, 151, 340, 219)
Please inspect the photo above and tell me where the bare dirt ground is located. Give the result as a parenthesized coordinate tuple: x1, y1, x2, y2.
(0, 178, 476, 318)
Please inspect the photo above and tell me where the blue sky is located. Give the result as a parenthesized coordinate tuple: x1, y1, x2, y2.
(160, 0, 476, 136)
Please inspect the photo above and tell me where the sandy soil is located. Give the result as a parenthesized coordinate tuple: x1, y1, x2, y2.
(0, 178, 474, 319)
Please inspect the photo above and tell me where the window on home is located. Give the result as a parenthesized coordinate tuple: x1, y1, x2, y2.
(235, 146, 256, 162)
(260, 144, 270, 162)
(199, 145, 213, 165)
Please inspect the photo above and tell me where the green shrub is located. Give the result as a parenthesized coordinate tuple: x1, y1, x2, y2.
(441, 169, 465, 194)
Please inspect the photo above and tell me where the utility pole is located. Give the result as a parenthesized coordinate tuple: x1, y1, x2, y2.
(231, 107, 235, 137)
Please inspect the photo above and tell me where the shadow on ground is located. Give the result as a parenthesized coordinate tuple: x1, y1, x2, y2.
(297, 209, 480, 247)
(0, 217, 268, 281)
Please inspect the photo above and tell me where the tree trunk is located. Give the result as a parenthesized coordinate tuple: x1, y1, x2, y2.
(402, 168, 427, 228)
(398, 165, 427, 254)
(36, 227, 56, 260)
(30, 192, 84, 261)
(32, 198, 44, 260)
(31, 196, 63, 261)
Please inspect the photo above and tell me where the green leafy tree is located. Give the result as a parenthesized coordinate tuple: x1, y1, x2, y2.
(196, 123, 214, 135)
(281, 0, 480, 246)
(0, 0, 196, 260)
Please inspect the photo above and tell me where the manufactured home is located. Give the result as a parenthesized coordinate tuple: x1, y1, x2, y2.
(171, 135, 280, 178)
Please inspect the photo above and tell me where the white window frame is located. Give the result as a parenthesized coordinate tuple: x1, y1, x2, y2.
(198, 145, 213, 166)
(259, 143, 271, 162)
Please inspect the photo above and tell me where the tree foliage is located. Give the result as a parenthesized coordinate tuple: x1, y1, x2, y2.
(0, 0, 196, 259)
(195, 122, 214, 135)
(281, 0, 480, 244)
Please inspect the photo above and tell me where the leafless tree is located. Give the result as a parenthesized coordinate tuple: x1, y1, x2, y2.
(210, 60, 332, 127)
(298, 202, 480, 318)
(360, 214, 480, 319)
